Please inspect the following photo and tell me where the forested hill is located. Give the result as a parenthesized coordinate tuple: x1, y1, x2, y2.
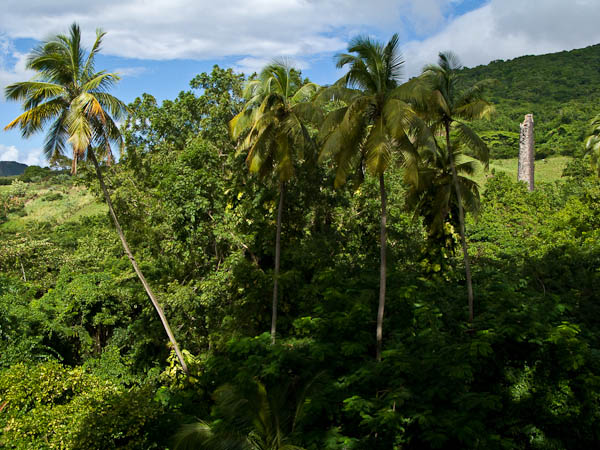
(0, 161, 27, 177)
(460, 43, 600, 159)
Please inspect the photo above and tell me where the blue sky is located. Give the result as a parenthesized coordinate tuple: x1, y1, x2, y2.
(1, 0, 600, 166)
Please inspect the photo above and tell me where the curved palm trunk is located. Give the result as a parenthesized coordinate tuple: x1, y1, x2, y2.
(445, 122, 474, 323)
(271, 182, 284, 344)
(376, 173, 387, 361)
(88, 149, 188, 373)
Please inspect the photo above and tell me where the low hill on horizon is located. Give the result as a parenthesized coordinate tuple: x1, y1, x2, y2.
(0, 161, 27, 177)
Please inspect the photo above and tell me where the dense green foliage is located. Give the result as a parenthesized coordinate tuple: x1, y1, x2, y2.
(462, 44, 600, 159)
(2, 38, 600, 449)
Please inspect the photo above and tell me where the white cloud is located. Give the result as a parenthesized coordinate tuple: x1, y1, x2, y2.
(0, 144, 45, 166)
(0, 144, 18, 161)
(0, 0, 453, 64)
(0, 0, 599, 86)
(112, 66, 148, 78)
(0, 35, 35, 102)
(402, 0, 600, 77)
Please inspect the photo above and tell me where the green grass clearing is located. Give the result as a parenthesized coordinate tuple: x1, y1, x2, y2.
(1, 183, 106, 232)
(471, 156, 570, 188)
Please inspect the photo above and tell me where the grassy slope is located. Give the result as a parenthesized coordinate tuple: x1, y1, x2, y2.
(0, 182, 106, 232)
(472, 155, 570, 188)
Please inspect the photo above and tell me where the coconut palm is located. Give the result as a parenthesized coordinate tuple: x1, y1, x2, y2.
(230, 61, 320, 344)
(413, 51, 494, 322)
(4, 23, 188, 373)
(406, 139, 481, 249)
(585, 114, 600, 175)
(317, 34, 423, 361)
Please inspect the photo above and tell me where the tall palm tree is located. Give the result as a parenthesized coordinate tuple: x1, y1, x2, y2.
(585, 113, 600, 175)
(4, 23, 188, 373)
(317, 34, 423, 361)
(413, 51, 493, 323)
(230, 61, 320, 344)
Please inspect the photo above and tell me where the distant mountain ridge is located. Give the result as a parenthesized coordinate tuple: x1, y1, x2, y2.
(460, 43, 600, 159)
(0, 161, 28, 177)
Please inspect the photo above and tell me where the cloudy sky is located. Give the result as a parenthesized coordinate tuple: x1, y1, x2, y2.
(1, 0, 600, 166)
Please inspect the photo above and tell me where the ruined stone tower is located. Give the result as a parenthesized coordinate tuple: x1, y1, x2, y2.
(518, 114, 535, 191)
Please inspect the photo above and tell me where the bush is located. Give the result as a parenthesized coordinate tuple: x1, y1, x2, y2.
(42, 192, 64, 202)
(0, 361, 171, 449)
(0, 176, 16, 185)
(19, 165, 52, 183)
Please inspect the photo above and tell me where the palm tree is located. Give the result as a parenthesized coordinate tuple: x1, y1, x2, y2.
(413, 51, 493, 323)
(4, 23, 188, 373)
(317, 34, 422, 361)
(585, 113, 600, 175)
(230, 61, 320, 344)
(174, 380, 307, 450)
(406, 139, 482, 251)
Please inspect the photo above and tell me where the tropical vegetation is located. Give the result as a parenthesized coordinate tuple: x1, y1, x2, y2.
(317, 34, 423, 360)
(230, 61, 320, 344)
(3, 23, 188, 372)
(1, 23, 600, 450)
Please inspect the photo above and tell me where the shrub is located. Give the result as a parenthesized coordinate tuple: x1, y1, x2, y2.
(0, 361, 170, 449)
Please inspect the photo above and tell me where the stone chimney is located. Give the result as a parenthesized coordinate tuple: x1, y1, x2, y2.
(518, 114, 534, 191)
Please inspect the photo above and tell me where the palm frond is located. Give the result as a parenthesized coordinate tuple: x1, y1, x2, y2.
(291, 102, 323, 127)
(274, 133, 294, 182)
(72, 93, 106, 124)
(364, 117, 391, 175)
(230, 105, 258, 140)
(44, 112, 69, 161)
(453, 99, 494, 121)
(83, 28, 107, 76)
(94, 92, 130, 121)
(173, 421, 249, 450)
(454, 121, 489, 168)
(318, 107, 347, 142)
(291, 82, 319, 103)
(438, 51, 463, 72)
(4, 81, 64, 105)
(4, 98, 65, 137)
(313, 85, 359, 105)
(65, 106, 92, 157)
(81, 71, 120, 93)
(585, 115, 600, 174)
(455, 78, 497, 106)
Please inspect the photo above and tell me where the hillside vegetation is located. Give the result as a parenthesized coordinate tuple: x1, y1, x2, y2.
(462, 43, 600, 159)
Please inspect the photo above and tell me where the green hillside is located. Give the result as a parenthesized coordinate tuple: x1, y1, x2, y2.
(0, 175, 105, 230)
(461, 43, 600, 159)
(0, 161, 27, 177)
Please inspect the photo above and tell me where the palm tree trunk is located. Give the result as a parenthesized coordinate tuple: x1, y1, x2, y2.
(445, 121, 474, 323)
(376, 173, 387, 361)
(271, 182, 284, 344)
(87, 148, 188, 373)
